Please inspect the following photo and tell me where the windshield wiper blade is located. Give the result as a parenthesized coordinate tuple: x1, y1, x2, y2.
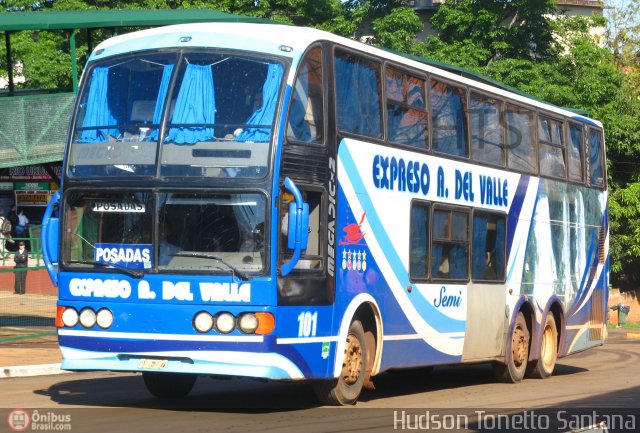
(68, 260, 144, 279)
(171, 252, 250, 281)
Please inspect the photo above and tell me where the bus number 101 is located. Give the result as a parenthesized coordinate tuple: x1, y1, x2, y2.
(297, 311, 318, 337)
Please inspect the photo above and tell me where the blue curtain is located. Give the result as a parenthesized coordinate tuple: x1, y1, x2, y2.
(472, 216, 488, 279)
(148, 64, 174, 141)
(288, 90, 311, 142)
(449, 245, 468, 279)
(495, 218, 505, 280)
(166, 64, 215, 144)
(335, 56, 381, 138)
(432, 244, 443, 278)
(431, 83, 466, 156)
(410, 206, 428, 278)
(80, 67, 120, 142)
(588, 130, 603, 184)
(237, 63, 284, 142)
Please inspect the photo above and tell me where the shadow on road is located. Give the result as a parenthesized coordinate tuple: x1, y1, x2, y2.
(36, 361, 590, 412)
(0, 315, 55, 327)
(37, 374, 320, 411)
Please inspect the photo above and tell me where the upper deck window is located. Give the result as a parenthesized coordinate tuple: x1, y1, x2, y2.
(68, 51, 286, 180)
(430, 79, 468, 158)
(470, 92, 504, 166)
(160, 53, 284, 178)
(505, 105, 537, 174)
(69, 52, 178, 178)
(538, 116, 566, 179)
(587, 128, 605, 188)
(287, 46, 324, 144)
(386, 67, 428, 149)
(568, 123, 584, 183)
(334, 49, 383, 139)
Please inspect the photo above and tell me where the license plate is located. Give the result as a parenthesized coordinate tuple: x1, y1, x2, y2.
(138, 358, 168, 370)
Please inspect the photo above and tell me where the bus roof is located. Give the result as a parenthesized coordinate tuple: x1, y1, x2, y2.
(94, 22, 599, 127)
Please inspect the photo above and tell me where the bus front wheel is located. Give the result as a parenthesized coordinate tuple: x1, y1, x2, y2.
(493, 311, 530, 383)
(313, 319, 367, 405)
(142, 372, 197, 399)
(526, 314, 558, 379)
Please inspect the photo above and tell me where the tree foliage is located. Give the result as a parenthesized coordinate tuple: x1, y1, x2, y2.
(429, 0, 557, 63)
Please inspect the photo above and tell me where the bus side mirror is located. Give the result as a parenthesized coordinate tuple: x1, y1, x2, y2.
(287, 201, 309, 251)
(281, 177, 309, 276)
(42, 191, 60, 286)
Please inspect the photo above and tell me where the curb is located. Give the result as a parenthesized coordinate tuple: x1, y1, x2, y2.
(0, 364, 71, 379)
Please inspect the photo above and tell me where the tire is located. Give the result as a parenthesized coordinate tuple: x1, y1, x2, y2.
(142, 372, 197, 399)
(493, 311, 530, 383)
(526, 314, 558, 379)
(313, 320, 367, 405)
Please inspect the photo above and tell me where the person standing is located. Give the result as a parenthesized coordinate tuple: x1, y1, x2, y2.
(16, 210, 29, 237)
(7, 205, 18, 237)
(14, 241, 28, 295)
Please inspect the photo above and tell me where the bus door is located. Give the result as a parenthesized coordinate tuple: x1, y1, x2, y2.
(277, 45, 334, 307)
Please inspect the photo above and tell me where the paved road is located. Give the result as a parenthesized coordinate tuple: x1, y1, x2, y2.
(0, 337, 638, 432)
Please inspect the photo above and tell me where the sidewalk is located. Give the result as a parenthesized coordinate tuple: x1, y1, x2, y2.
(0, 291, 64, 378)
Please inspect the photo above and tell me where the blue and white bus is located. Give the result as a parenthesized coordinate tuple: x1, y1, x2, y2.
(41, 20, 609, 405)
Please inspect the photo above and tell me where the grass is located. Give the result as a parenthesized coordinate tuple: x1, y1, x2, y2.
(607, 321, 640, 330)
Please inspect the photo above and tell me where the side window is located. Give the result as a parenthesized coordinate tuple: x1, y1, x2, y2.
(279, 189, 323, 271)
(334, 49, 383, 138)
(432, 208, 469, 280)
(287, 46, 324, 144)
(472, 212, 506, 282)
(410, 202, 430, 280)
(568, 123, 584, 182)
(430, 79, 468, 158)
(470, 92, 504, 166)
(506, 105, 537, 174)
(587, 128, 605, 188)
(386, 67, 428, 149)
(538, 115, 566, 179)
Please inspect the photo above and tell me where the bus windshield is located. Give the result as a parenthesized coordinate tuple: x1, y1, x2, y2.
(62, 191, 266, 274)
(68, 50, 286, 179)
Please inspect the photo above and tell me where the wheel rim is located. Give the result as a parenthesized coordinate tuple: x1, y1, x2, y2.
(541, 323, 555, 366)
(341, 332, 363, 385)
(512, 325, 528, 367)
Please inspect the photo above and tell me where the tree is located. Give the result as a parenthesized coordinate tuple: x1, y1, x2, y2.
(1, 0, 346, 89)
(428, 0, 557, 63)
(605, 0, 640, 66)
(371, 7, 423, 53)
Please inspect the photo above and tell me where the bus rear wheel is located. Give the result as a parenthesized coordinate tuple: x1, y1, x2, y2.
(313, 319, 367, 405)
(493, 311, 529, 383)
(142, 372, 197, 399)
(526, 314, 558, 379)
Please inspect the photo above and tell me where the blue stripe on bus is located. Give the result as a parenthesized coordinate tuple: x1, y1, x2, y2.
(339, 144, 465, 334)
(506, 174, 531, 260)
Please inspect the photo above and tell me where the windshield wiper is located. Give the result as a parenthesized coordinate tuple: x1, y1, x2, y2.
(68, 260, 144, 279)
(171, 252, 250, 281)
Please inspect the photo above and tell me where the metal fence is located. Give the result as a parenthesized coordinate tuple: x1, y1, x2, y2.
(0, 92, 73, 169)
(0, 227, 56, 343)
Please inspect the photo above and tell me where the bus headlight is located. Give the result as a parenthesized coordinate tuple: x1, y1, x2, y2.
(96, 309, 114, 329)
(61, 308, 79, 328)
(79, 308, 97, 328)
(238, 313, 259, 334)
(193, 311, 214, 333)
(215, 312, 235, 334)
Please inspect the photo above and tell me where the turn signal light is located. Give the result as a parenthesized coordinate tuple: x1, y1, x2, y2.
(255, 312, 275, 335)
